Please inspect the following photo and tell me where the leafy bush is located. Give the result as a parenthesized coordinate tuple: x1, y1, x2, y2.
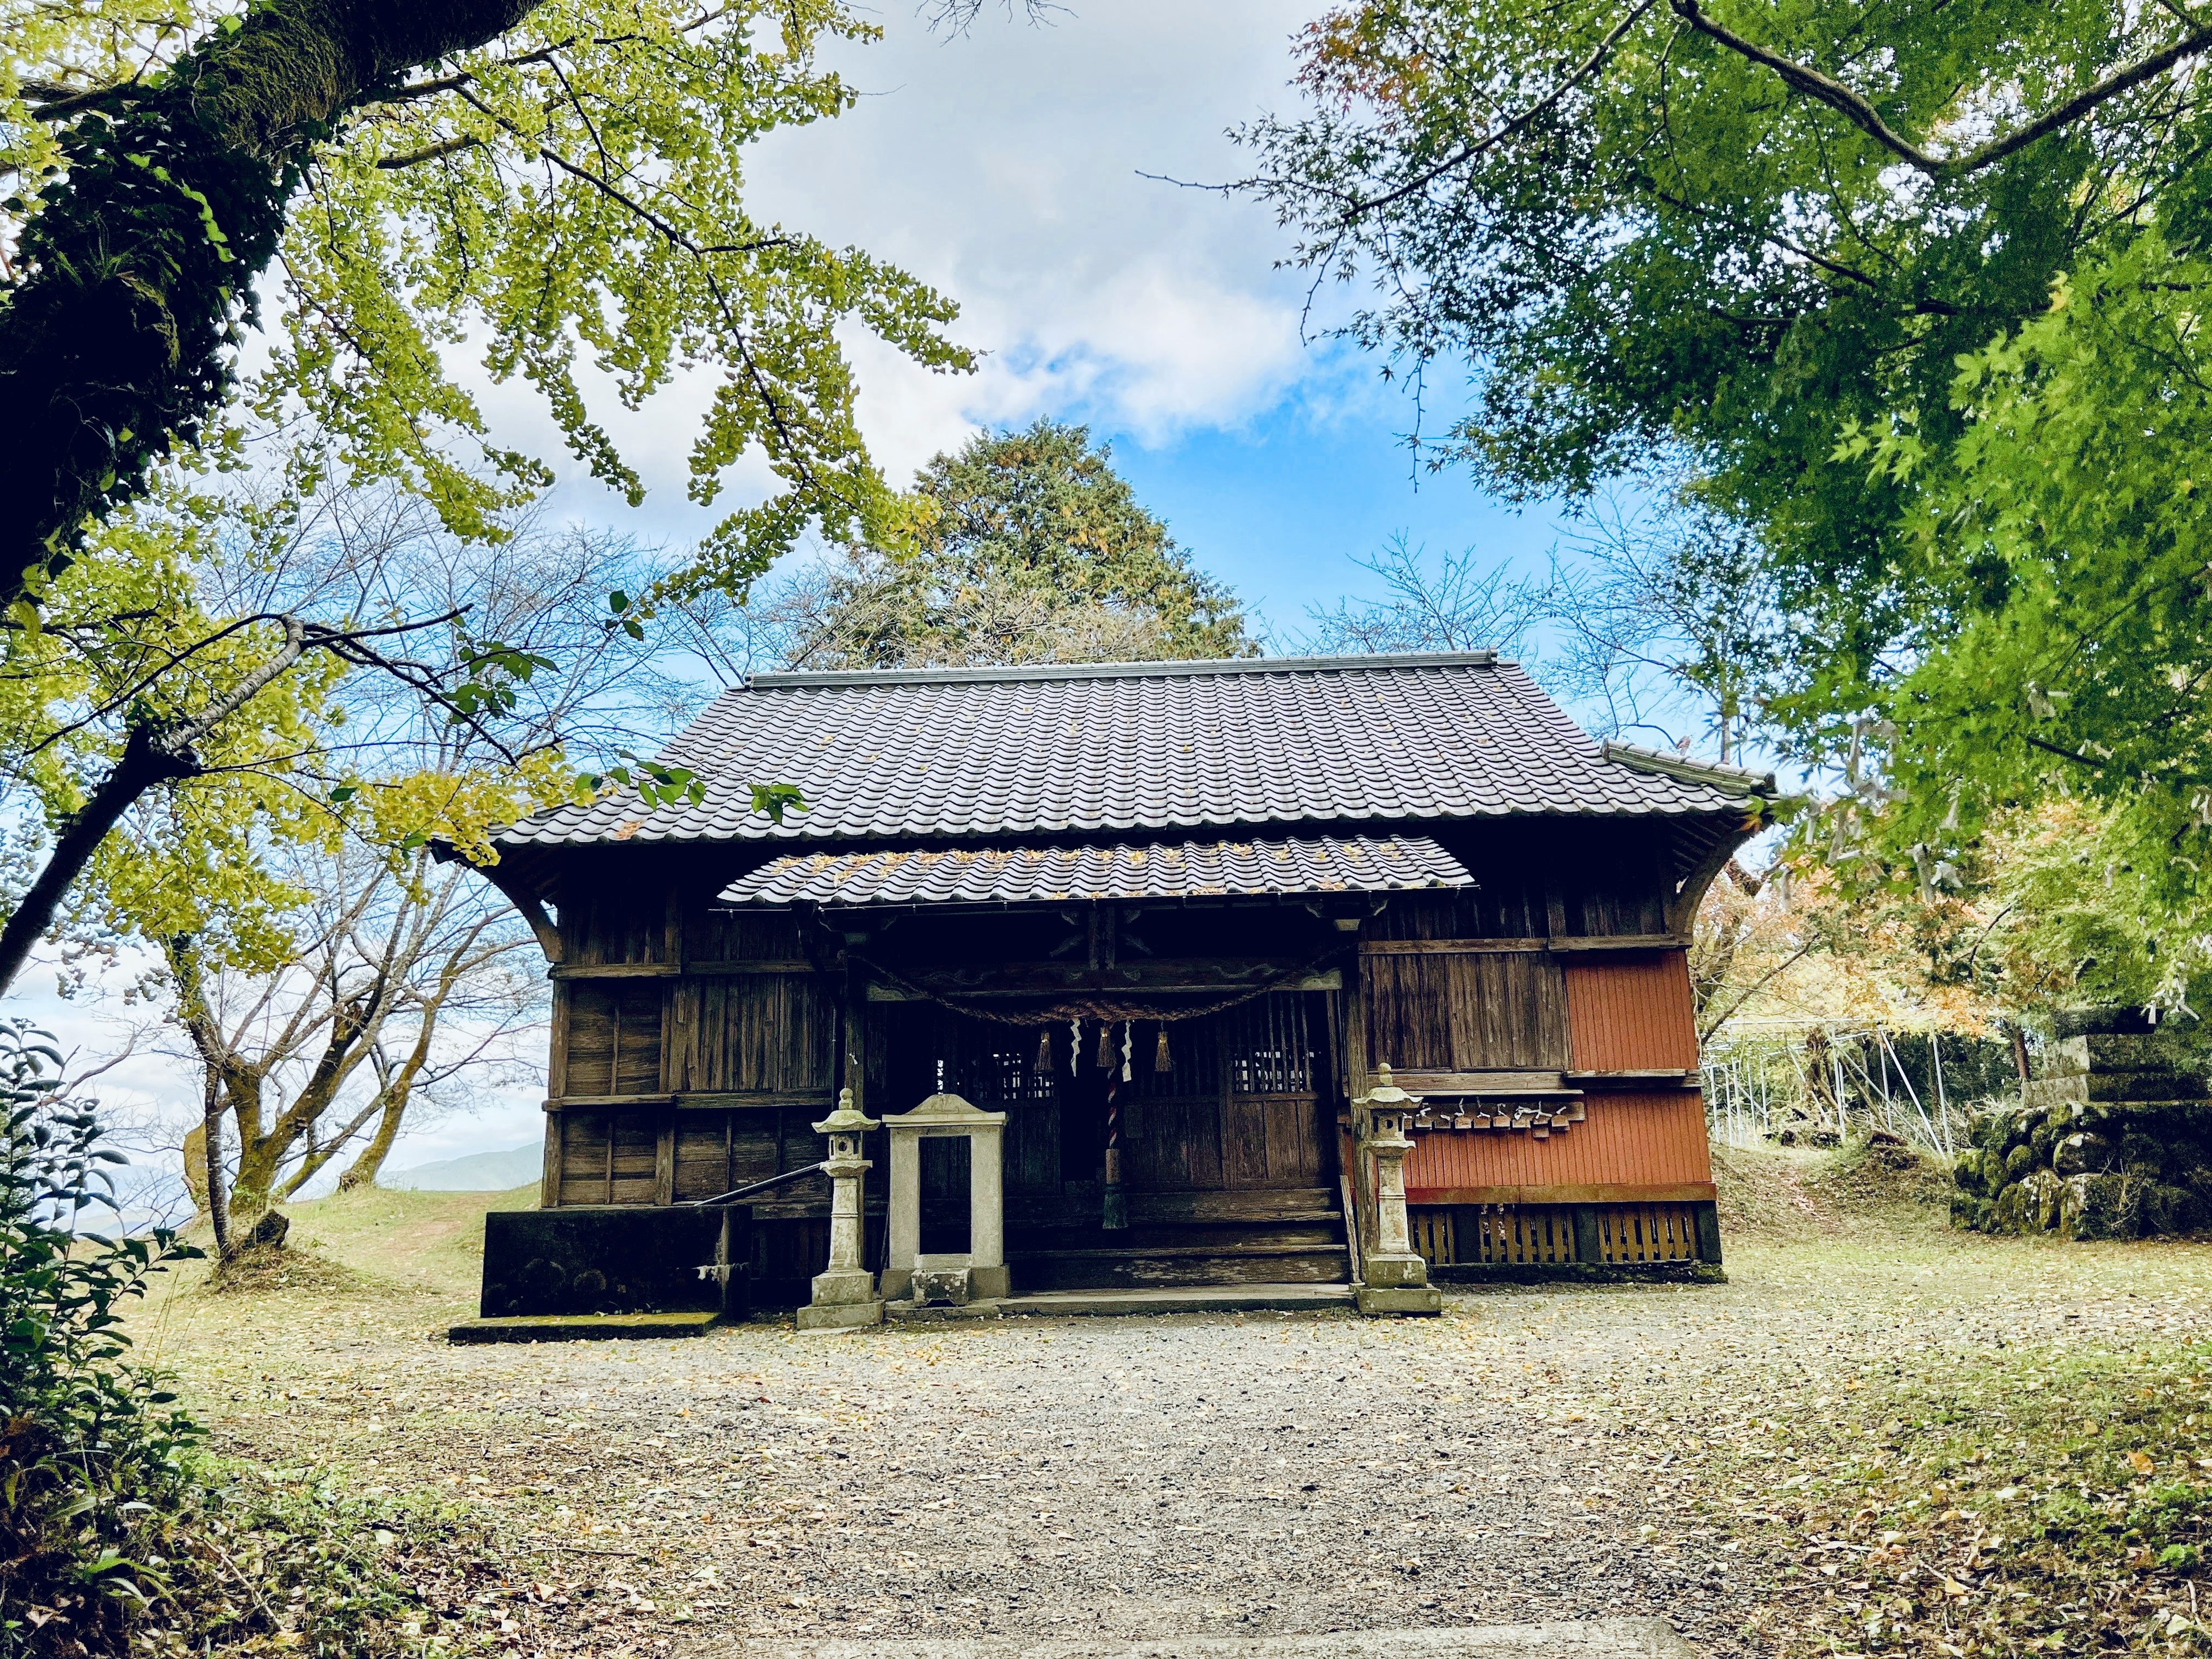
(0, 1021, 200, 1654)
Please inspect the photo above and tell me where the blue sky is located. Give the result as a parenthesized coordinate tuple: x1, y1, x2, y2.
(503, 0, 1580, 650)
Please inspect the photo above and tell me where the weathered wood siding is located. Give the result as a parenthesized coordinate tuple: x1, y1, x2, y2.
(1401, 1089, 1711, 1200)
(1361, 950, 1570, 1072)
(562, 982, 667, 1096)
(555, 1108, 666, 1205)
(1564, 952, 1699, 1072)
(559, 880, 672, 965)
(668, 974, 836, 1094)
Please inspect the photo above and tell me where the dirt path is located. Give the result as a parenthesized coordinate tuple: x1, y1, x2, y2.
(129, 1173, 2212, 1658)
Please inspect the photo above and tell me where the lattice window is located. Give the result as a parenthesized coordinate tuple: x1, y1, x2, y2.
(1464, 1206, 1578, 1266)
(1595, 1204, 1700, 1263)
(1225, 994, 1316, 1095)
(1134, 1016, 1219, 1099)
(1410, 1208, 1456, 1265)
(961, 1041, 1059, 1107)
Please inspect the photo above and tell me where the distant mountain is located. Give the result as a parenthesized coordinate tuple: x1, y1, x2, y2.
(383, 1145, 541, 1192)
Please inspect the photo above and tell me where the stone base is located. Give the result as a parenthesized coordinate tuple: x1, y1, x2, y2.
(1357, 1283, 1444, 1317)
(810, 1267, 880, 1306)
(886, 1298, 1003, 1323)
(912, 1266, 972, 1305)
(1361, 1252, 1431, 1290)
(971, 1263, 1010, 1300)
(796, 1300, 884, 1332)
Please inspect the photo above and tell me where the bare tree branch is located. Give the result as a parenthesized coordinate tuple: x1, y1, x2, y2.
(1672, 0, 2212, 177)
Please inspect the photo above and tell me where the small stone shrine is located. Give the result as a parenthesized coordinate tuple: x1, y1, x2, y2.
(1953, 1007, 2212, 1240)
(881, 1090, 1009, 1319)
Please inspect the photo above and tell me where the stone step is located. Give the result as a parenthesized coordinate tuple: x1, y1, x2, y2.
(448, 1310, 718, 1343)
(1009, 1219, 1346, 1251)
(1012, 1243, 1353, 1293)
(997, 1282, 1359, 1318)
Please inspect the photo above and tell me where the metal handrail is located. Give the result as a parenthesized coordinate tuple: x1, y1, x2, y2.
(685, 1160, 830, 1209)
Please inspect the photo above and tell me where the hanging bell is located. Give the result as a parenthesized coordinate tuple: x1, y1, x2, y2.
(1036, 1028, 1053, 1071)
(1154, 1024, 1172, 1073)
(1096, 1020, 1115, 1068)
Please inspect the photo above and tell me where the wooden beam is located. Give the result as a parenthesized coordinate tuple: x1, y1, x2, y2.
(1359, 936, 1686, 956)
(473, 858, 563, 964)
(684, 959, 820, 975)
(673, 1090, 837, 1111)
(1362, 937, 1546, 955)
(549, 961, 680, 980)
(1406, 1181, 1718, 1206)
(1391, 1070, 1574, 1095)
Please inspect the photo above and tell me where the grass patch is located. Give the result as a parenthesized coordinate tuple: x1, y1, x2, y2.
(204, 1242, 366, 1298)
(1714, 1138, 1952, 1242)
(1718, 1339, 2212, 1656)
(50, 1460, 518, 1658)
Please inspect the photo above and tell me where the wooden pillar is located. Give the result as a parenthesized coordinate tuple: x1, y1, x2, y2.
(541, 1112, 565, 1210)
(1694, 1200, 1724, 1266)
(654, 1111, 676, 1206)
(1342, 944, 1376, 1270)
(1571, 1205, 1601, 1265)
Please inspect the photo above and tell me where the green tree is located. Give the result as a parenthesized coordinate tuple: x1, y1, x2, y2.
(757, 419, 1255, 669)
(0, 0, 976, 613)
(1236, 0, 2212, 1001)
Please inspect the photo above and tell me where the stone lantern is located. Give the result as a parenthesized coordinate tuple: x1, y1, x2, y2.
(797, 1088, 884, 1331)
(1355, 1063, 1442, 1316)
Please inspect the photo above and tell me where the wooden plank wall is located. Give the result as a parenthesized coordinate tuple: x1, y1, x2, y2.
(667, 974, 835, 1093)
(1564, 953, 1699, 1071)
(1401, 1089, 1711, 1197)
(1362, 953, 1569, 1072)
(563, 983, 668, 1096)
(560, 881, 672, 966)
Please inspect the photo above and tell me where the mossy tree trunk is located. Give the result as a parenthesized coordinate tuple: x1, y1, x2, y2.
(0, 0, 549, 609)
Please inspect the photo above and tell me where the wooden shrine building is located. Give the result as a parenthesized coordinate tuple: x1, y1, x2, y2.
(468, 652, 1770, 1315)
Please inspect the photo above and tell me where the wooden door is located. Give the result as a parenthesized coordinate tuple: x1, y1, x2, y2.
(1121, 994, 1333, 1193)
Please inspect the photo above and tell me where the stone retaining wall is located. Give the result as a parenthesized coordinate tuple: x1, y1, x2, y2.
(1951, 1013, 2212, 1240)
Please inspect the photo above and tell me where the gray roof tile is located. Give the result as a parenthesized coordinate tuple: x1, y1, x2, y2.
(501, 652, 1762, 849)
(718, 834, 1474, 909)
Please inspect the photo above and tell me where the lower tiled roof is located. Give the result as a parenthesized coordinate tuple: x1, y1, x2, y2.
(717, 835, 1474, 909)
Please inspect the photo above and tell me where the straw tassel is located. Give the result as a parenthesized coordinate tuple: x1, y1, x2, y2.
(1154, 1025, 1172, 1073)
(1036, 1028, 1052, 1071)
(1096, 1020, 1115, 1069)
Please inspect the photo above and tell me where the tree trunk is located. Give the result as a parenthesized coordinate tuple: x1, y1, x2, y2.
(199, 1056, 233, 1260)
(2009, 1022, 2032, 1085)
(0, 0, 549, 608)
(0, 726, 196, 996)
(336, 1089, 409, 1191)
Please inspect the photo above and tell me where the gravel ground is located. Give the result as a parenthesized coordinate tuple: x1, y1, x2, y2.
(137, 1187, 2212, 1659)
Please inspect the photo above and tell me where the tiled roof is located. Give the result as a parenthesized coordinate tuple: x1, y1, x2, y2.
(500, 652, 1763, 849)
(718, 835, 1474, 909)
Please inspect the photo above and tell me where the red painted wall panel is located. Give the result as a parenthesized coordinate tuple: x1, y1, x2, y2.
(1564, 953, 1699, 1071)
(1402, 1089, 1713, 1198)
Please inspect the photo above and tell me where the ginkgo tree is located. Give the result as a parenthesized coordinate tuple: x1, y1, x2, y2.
(0, 0, 982, 609)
